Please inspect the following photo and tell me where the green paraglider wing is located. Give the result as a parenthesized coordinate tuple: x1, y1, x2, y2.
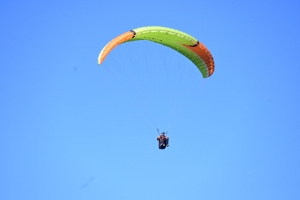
(98, 26, 214, 78)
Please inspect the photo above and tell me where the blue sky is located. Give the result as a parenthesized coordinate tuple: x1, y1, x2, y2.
(1, 0, 300, 199)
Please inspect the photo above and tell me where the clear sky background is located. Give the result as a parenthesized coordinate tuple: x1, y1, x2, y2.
(1, 0, 300, 199)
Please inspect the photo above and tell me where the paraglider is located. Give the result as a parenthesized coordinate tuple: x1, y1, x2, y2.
(157, 130, 169, 150)
(98, 26, 215, 149)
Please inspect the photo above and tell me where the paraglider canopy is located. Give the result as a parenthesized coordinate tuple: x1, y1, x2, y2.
(98, 26, 215, 78)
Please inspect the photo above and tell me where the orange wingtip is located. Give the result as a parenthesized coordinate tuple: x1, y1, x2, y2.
(98, 31, 135, 65)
